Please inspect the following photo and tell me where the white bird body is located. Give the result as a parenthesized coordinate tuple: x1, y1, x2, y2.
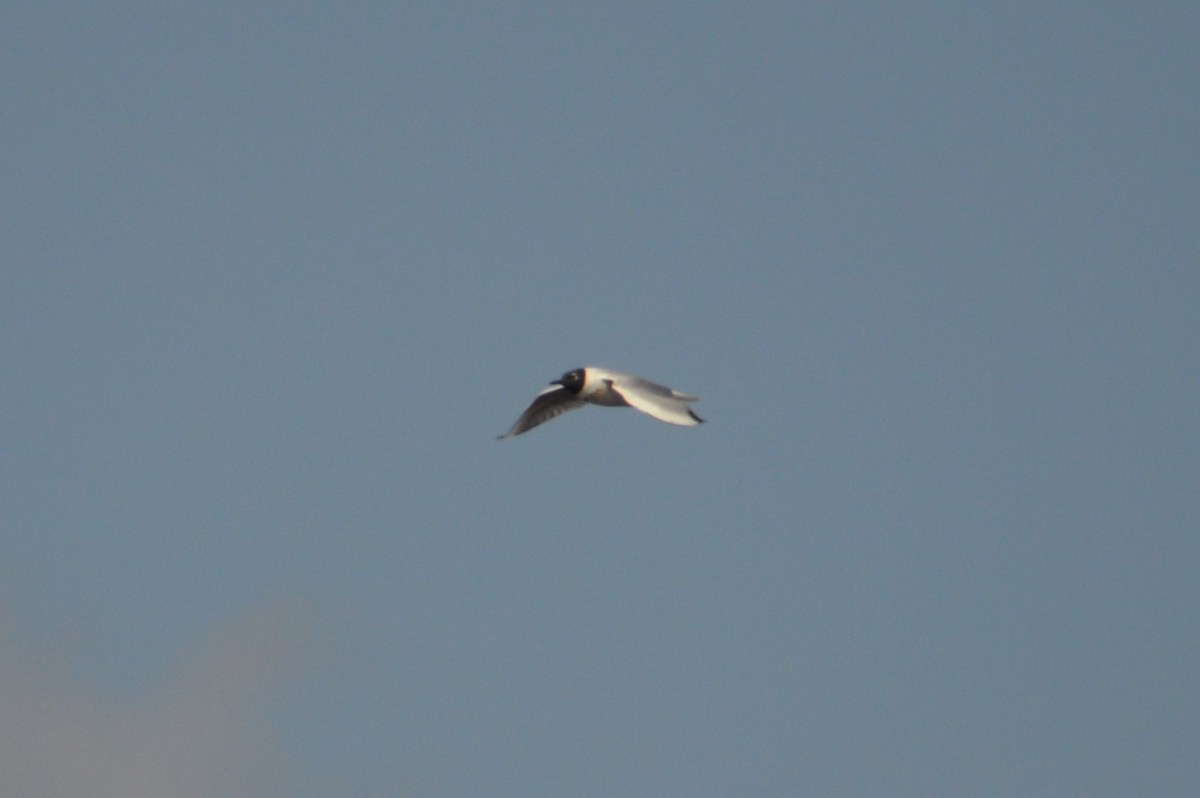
(499, 366, 704, 439)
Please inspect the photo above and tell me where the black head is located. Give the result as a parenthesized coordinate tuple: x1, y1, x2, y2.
(553, 367, 586, 394)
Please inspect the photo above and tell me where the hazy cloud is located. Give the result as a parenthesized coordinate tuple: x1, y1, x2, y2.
(0, 599, 317, 798)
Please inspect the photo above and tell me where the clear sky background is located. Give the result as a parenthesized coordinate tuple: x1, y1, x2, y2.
(3, 4, 1197, 796)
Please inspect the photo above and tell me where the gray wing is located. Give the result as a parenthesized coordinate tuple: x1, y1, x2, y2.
(611, 372, 700, 402)
(608, 373, 703, 427)
(498, 384, 587, 439)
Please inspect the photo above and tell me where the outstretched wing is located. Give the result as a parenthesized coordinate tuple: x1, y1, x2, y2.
(609, 378, 704, 427)
(498, 384, 587, 439)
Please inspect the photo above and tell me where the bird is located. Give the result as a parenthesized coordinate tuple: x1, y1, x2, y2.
(499, 366, 704, 439)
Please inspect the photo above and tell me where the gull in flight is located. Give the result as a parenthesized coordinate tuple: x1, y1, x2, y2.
(499, 366, 704, 439)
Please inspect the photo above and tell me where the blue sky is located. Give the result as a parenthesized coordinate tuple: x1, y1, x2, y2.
(3, 4, 1197, 796)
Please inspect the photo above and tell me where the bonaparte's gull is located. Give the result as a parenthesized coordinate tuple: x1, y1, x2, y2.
(499, 367, 704, 439)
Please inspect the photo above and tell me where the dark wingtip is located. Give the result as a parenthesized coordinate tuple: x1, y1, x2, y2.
(689, 410, 705, 424)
